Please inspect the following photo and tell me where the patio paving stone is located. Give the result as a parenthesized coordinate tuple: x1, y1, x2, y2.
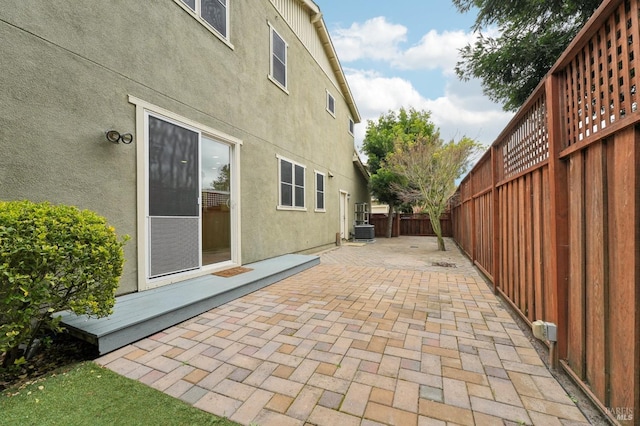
(97, 236, 591, 425)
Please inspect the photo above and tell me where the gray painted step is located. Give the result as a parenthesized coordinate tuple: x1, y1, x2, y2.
(56, 254, 319, 354)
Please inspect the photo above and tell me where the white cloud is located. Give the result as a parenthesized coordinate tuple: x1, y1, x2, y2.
(332, 17, 513, 156)
(395, 29, 476, 74)
(345, 69, 427, 150)
(347, 69, 513, 153)
(427, 78, 513, 142)
(346, 69, 428, 115)
(332, 17, 486, 74)
(332, 17, 407, 62)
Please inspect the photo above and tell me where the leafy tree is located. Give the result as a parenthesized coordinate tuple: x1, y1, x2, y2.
(386, 134, 480, 251)
(454, 0, 603, 111)
(0, 201, 128, 369)
(211, 164, 230, 192)
(361, 108, 437, 237)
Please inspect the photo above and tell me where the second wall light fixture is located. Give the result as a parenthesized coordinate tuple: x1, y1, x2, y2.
(106, 130, 133, 144)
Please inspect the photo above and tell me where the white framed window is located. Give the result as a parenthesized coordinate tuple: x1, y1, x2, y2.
(315, 171, 325, 212)
(278, 155, 305, 210)
(326, 91, 336, 117)
(269, 24, 288, 91)
(177, 0, 230, 44)
(348, 118, 354, 136)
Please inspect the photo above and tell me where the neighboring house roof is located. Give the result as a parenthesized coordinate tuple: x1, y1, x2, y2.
(276, 0, 361, 123)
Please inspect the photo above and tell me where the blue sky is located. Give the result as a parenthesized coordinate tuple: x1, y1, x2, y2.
(318, 1, 514, 151)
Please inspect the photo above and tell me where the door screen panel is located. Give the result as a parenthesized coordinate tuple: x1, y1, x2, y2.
(148, 116, 200, 278)
(149, 217, 199, 277)
(148, 116, 199, 216)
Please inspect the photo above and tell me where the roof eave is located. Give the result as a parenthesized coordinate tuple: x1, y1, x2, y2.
(315, 18, 361, 123)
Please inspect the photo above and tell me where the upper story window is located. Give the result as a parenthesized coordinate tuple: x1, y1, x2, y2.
(348, 118, 354, 135)
(278, 156, 305, 209)
(179, 0, 229, 40)
(315, 171, 325, 212)
(326, 91, 336, 117)
(269, 25, 288, 91)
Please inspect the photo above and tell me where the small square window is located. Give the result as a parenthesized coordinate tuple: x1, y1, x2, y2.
(326, 91, 335, 116)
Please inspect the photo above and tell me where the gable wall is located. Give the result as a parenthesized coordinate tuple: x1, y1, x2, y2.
(270, 0, 339, 90)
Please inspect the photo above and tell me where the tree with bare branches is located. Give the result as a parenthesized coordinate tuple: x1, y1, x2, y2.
(386, 133, 480, 251)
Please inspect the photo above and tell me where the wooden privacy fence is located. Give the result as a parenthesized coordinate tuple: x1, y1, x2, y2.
(370, 213, 452, 238)
(450, 0, 639, 423)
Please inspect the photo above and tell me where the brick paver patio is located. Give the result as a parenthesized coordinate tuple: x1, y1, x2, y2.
(96, 237, 589, 425)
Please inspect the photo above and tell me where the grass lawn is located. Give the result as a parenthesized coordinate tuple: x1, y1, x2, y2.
(0, 361, 240, 426)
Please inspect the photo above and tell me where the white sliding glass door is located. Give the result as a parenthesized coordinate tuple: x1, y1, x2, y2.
(146, 114, 235, 280)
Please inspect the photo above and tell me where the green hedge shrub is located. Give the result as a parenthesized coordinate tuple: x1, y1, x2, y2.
(0, 201, 128, 368)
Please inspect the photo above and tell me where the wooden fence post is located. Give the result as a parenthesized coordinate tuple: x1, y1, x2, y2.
(546, 74, 569, 361)
(470, 171, 476, 265)
(491, 146, 500, 294)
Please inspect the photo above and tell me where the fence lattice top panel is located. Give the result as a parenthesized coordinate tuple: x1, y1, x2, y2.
(497, 94, 550, 182)
(472, 154, 493, 194)
(460, 177, 472, 202)
(563, 0, 640, 148)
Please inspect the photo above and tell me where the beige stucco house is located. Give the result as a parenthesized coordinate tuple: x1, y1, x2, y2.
(1, 0, 369, 296)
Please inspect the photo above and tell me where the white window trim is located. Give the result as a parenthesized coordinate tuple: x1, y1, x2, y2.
(174, 0, 234, 50)
(129, 95, 243, 290)
(315, 170, 326, 212)
(348, 118, 354, 136)
(268, 22, 289, 94)
(326, 90, 336, 117)
(277, 154, 306, 211)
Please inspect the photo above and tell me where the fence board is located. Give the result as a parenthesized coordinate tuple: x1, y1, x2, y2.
(500, 186, 508, 295)
(567, 154, 586, 380)
(524, 174, 534, 321)
(607, 127, 638, 414)
(506, 182, 514, 302)
(585, 142, 608, 402)
(541, 167, 555, 325)
(517, 178, 525, 312)
(462, 200, 472, 257)
(472, 193, 493, 277)
(485, 193, 493, 275)
(532, 169, 544, 322)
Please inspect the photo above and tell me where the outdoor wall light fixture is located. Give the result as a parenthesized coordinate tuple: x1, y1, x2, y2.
(328, 172, 334, 178)
(106, 130, 133, 144)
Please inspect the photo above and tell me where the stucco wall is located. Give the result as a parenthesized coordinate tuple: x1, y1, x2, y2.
(0, 0, 369, 294)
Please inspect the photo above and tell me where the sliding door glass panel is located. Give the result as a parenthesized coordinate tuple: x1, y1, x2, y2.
(201, 136, 231, 265)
